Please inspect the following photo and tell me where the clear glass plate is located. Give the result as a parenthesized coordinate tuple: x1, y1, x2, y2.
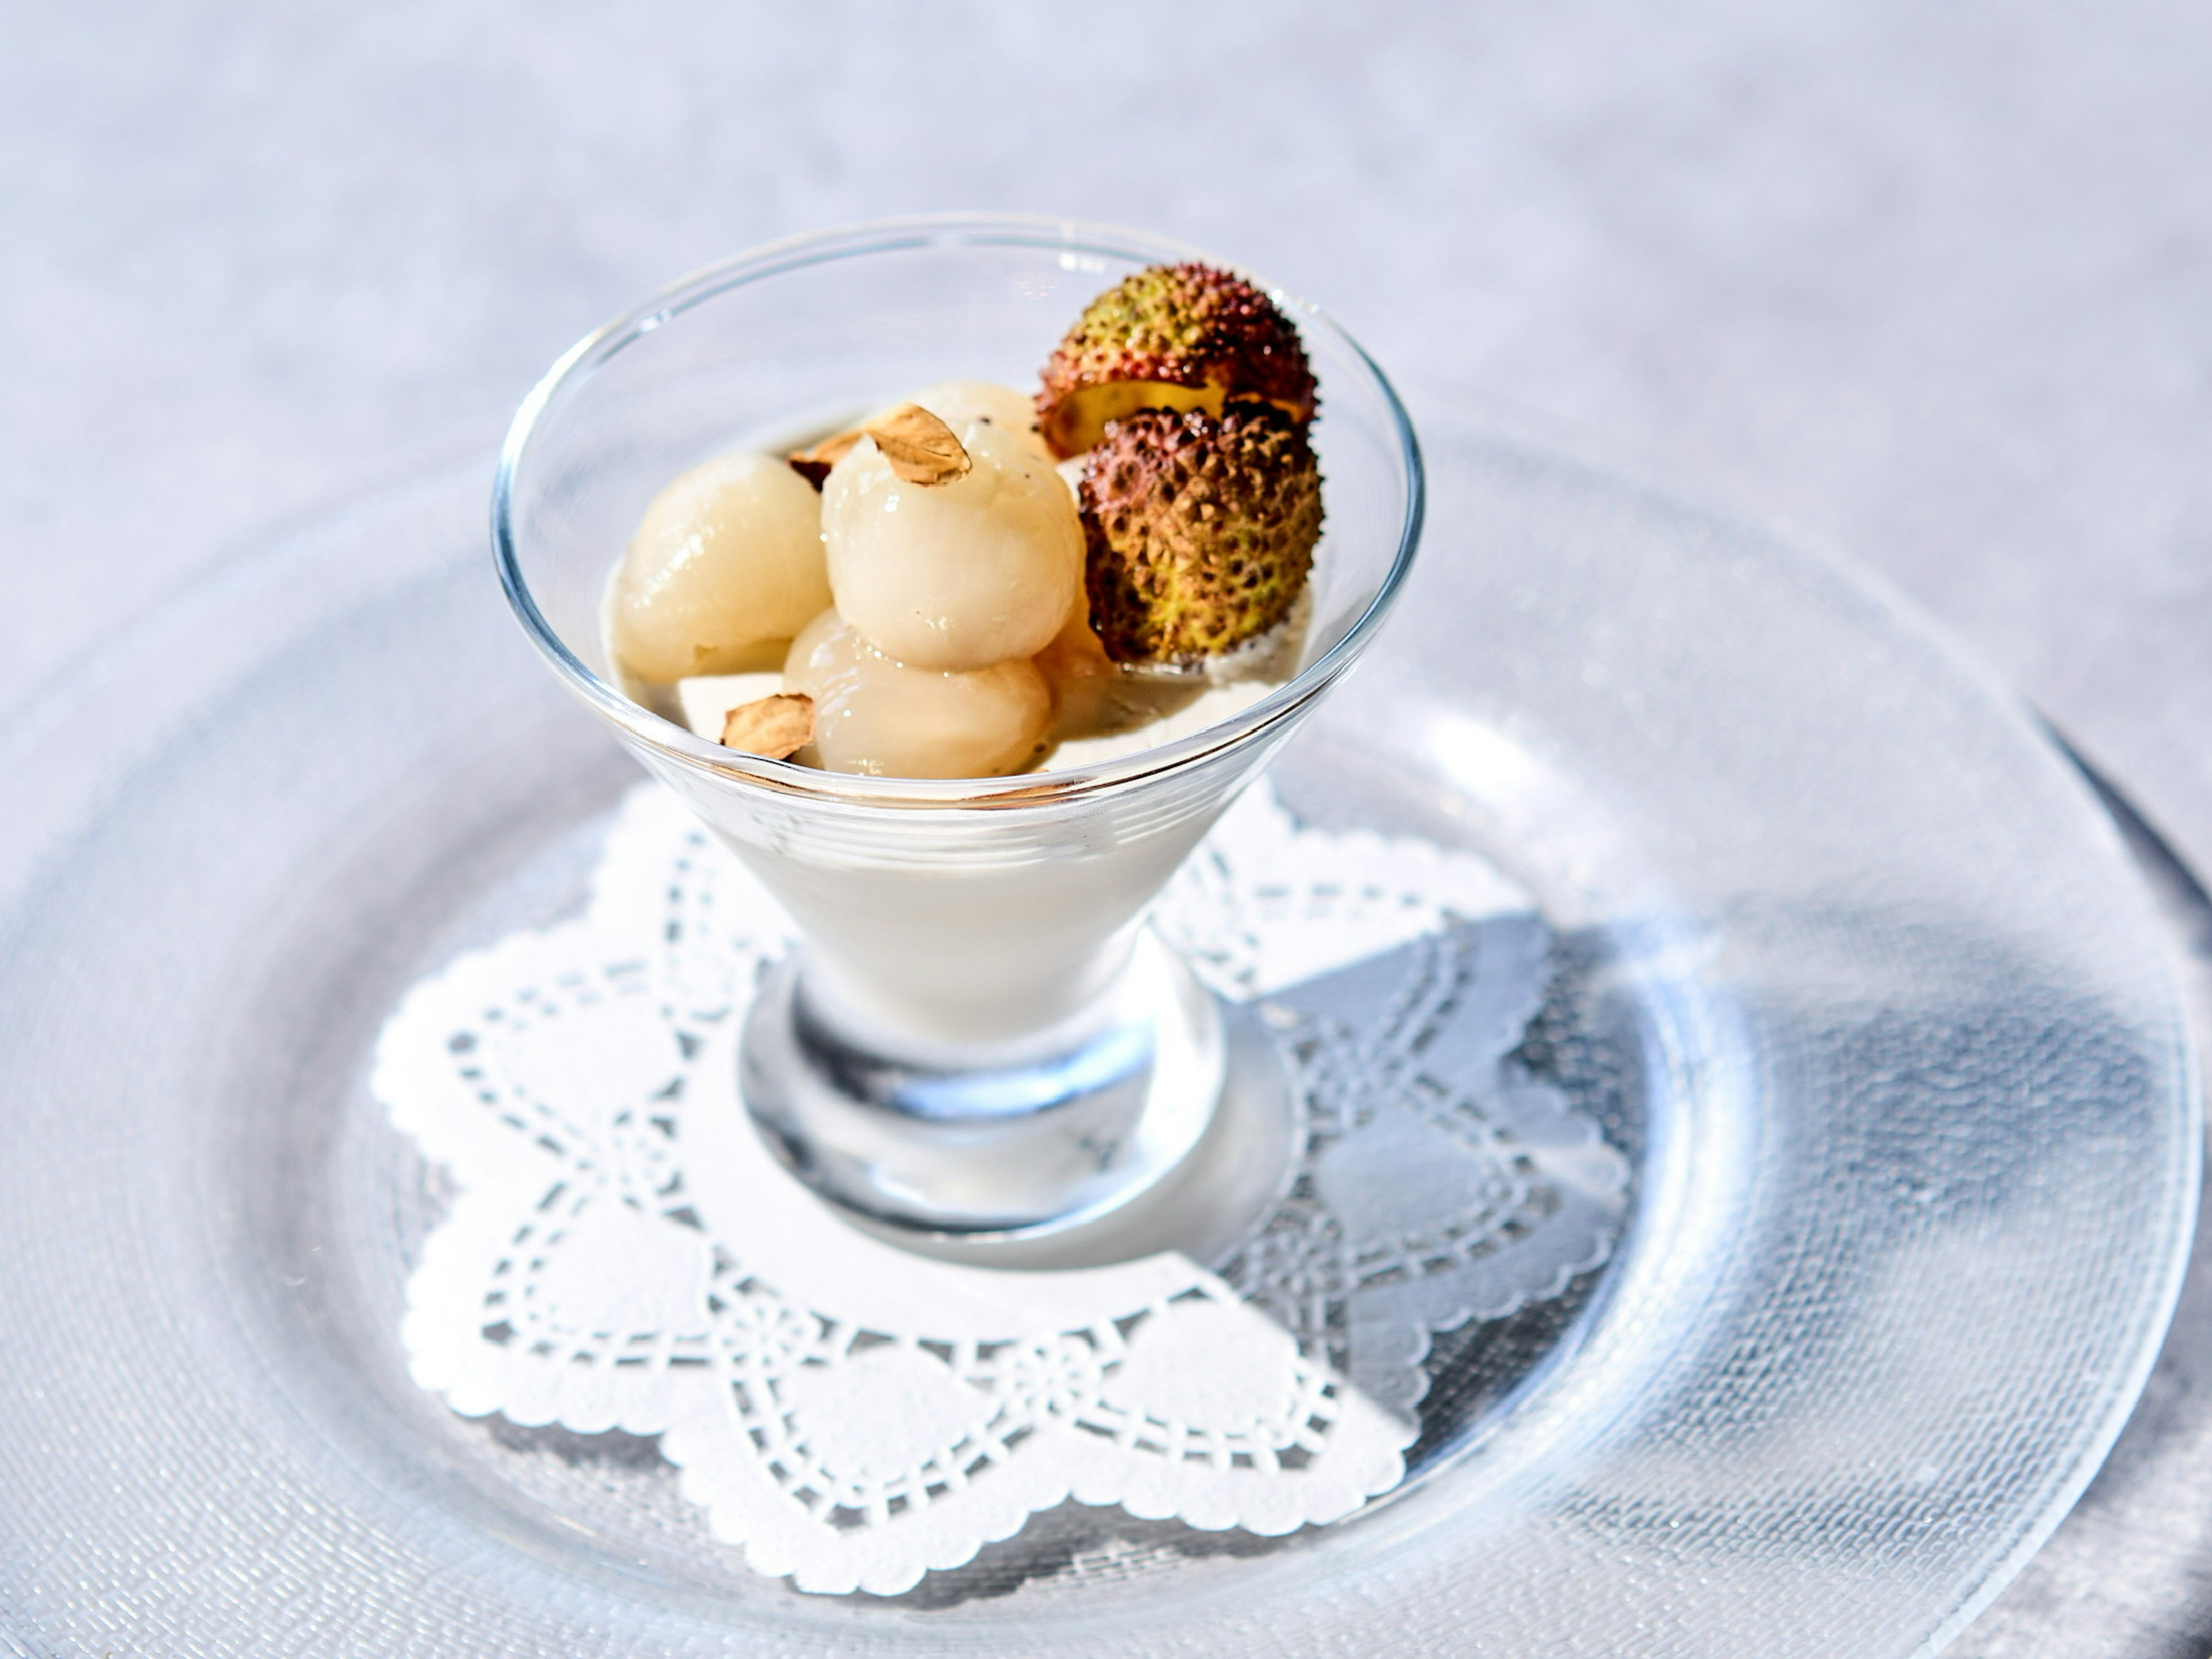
(0, 411, 2194, 1657)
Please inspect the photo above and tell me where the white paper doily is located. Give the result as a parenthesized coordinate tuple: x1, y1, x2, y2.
(375, 782, 1628, 1595)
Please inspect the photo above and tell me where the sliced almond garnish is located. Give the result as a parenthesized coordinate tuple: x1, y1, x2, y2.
(719, 692, 815, 760)
(787, 430, 863, 488)
(860, 403, 971, 486)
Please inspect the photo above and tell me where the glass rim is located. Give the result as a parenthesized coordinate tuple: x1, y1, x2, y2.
(491, 211, 1425, 809)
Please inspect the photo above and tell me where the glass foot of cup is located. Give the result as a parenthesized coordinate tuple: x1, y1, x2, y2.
(740, 931, 1226, 1239)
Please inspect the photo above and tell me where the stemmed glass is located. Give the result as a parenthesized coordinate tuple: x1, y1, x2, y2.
(495, 215, 1421, 1241)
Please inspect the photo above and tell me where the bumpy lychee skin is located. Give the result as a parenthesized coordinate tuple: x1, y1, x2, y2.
(1080, 404, 1323, 663)
(1037, 263, 1318, 459)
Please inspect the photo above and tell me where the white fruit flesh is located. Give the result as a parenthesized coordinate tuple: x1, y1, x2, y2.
(904, 380, 1052, 461)
(822, 421, 1082, 673)
(783, 609, 1052, 779)
(609, 452, 830, 681)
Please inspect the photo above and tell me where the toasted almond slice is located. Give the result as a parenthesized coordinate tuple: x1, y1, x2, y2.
(860, 403, 971, 486)
(787, 429, 865, 488)
(719, 692, 815, 759)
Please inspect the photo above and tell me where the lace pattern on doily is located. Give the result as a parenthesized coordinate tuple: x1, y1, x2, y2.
(376, 782, 1627, 1594)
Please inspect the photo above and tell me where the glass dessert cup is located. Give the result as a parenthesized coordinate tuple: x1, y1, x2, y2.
(494, 215, 1422, 1240)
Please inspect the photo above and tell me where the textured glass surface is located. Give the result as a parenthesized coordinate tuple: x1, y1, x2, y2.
(0, 414, 2194, 1656)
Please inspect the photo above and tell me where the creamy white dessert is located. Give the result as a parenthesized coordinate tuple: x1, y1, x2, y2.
(573, 261, 1348, 1063)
